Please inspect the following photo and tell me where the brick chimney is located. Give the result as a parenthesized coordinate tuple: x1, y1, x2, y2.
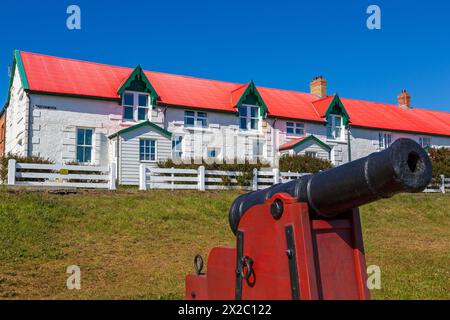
(310, 76, 327, 98)
(397, 89, 411, 110)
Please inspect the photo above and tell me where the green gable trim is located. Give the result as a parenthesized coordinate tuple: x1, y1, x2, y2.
(235, 81, 268, 118)
(108, 121, 172, 139)
(280, 135, 331, 152)
(324, 94, 350, 127)
(5, 50, 30, 107)
(117, 65, 158, 104)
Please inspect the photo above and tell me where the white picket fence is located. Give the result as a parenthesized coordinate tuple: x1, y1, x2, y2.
(424, 175, 449, 194)
(7, 159, 116, 190)
(138, 165, 308, 191)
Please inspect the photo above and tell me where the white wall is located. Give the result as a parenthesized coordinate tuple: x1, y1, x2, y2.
(29, 94, 123, 166)
(165, 107, 275, 164)
(274, 119, 349, 165)
(5, 66, 29, 156)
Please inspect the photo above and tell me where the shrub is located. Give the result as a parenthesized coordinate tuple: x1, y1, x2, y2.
(428, 147, 450, 178)
(279, 154, 333, 173)
(0, 153, 54, 183)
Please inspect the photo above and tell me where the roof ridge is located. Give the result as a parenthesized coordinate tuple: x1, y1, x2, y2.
(19, 50, 135, 72)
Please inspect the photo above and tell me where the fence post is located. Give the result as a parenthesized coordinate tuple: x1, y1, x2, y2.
(171, 167, 175, 191)
(109, 162, 117, 190)
(252, 168, 258, 191)
(7, 159, 16, 186)
(440, 175, 446, 194)
(139, 164, 147, 191)
(273, 168, 280, 185)
(198, 166, 205, 191)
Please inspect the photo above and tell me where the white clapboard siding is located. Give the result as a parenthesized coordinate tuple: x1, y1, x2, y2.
(119, 125, 172, 186)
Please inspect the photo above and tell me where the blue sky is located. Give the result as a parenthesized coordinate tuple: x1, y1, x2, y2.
(1, 0, 449, 112)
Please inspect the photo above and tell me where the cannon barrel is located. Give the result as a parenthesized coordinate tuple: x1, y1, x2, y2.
(229, 138, 432, 235)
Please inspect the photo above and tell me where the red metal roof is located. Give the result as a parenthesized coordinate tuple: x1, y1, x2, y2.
(279, 137, 308, 151)
(17, 51, 450, 137)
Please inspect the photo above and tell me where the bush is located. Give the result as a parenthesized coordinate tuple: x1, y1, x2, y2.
(428, 147, 450, 178)
(0, 153, 54, 183)
(279, 154, 333, 173)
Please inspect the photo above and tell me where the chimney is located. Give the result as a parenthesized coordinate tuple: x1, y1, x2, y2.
(397, 89, 411, 110)
(310, 76, 327, 98)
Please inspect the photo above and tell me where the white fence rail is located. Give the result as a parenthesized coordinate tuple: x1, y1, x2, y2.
(7, 159, 116, 190)
(424, 175, 449, 194)
(139, 165, 308, 191)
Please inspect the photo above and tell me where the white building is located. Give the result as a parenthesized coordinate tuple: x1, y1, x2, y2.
(2, 50, 449, 185)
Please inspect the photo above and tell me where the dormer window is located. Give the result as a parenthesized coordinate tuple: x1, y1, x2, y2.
(122, 91, 150, 122)
(239, 105, 260, 131)
(326, 115, 344, 140)
(138, 95, 149, 121)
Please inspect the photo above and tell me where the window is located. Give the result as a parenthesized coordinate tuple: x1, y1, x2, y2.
(239, 105, 260, 131)
(419, 137, 431, 148)
(137, 94, 149, 121)
(305, 151, 317, 158)
(286, 122, 305, 136)
(326, 115, 344, 140)
(379, 133, 392, 149)
(207, 148, 219, 158)
(140, 139, 156, 161)
(253, 139, 264, 159)
(76, 128, 93, 163)
(184, 111, 208, 127)
(172, 136, 183, 158)
(122, 92, 150, 121)
(123, 93, 134, 120)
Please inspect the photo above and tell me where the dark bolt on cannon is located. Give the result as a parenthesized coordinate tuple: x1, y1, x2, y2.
(186, 138, 432, 300)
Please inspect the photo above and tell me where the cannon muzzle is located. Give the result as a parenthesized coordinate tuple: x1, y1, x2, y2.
(229, 138, 432, 235)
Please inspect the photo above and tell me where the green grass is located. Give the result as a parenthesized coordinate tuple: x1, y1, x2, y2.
(0, 188, 448, 300)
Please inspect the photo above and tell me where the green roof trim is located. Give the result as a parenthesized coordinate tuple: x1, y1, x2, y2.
(324, 94, 350, 127)
(235, 81, 268, 118)
(108, 121, 172, 139)
(117, 65, 158, 104)
(5, 50, 29, 107)
(281, 135, 332, 152)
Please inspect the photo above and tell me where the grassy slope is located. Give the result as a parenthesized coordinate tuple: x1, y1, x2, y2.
(0, 189, 448, 300)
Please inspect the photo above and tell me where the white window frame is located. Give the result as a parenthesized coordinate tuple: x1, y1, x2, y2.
(239, 104, 261, 132)
(172, 136, 183, 158)
(379, 132, 393, 149)
(139, 138, 157, 162)
(326, 115, 344, 140)
(286, 121, 305, 136)
(184, 111, 208, 128)
(122, 91, 150, 122)
(76, 127, 94, 164)
(419, 137, 431, 148)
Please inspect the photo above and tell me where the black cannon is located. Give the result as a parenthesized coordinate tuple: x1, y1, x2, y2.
(229, 138, 432, 234)
(186, 138, 432, 300)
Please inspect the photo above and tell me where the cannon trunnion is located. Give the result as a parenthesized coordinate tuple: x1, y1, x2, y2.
(185, 139, 432, 300)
